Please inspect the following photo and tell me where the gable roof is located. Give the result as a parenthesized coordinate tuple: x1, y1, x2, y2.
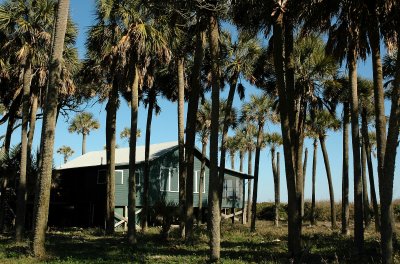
(58, 141, 178, 170)
(58, 141, 253, 179)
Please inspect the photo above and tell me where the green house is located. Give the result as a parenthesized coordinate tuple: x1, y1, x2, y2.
(53, 142, 252, 228)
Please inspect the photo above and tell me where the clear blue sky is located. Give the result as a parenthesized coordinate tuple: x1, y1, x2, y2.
(1, 0, 399, 203)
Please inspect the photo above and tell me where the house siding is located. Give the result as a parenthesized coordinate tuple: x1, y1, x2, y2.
(111, 148, 243, 208)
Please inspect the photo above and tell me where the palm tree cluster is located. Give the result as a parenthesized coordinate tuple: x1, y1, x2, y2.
(0, 0, 399, 263)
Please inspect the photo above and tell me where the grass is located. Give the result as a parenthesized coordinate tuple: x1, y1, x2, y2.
(0, 221, 399, 263)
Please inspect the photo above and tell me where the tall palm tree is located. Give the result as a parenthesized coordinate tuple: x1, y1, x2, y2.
(218, 33, 261, 212)
(183, 20, 207, 240)
(239, 122, 256, 223)
(141, 82, 163, 232)
(32, 0, 70, 257)
(304, 0, 371, 253)
(0, 0, 55, 242)
(57, 145, 74, 164)
(196, 99, 212, 223)
(323, 77, 351, 234)
(265, 132, 282, 227)
(379, 10, 400, 259)
(241, 94, 275, 232)
(121, 5, 171, 239)
(308, 110, 340, 229)
(85, 0, 126, 235)
(207, 6, 223, 260)
(359, 78, 380, 232)
(68, 112, 100, 155)
(310, 138, 318, 226)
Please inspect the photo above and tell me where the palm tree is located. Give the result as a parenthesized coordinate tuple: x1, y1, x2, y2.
(142, 86, 162, 232)
(310, 138, 318, 226)
(379, 10, 400, 259)
(239, 122, 256, 224)
(304, 0, 370, 253)
(32, 0, 70, 257)
(265, 132, 282, 227)
(218, 32, 261, 213)
(196, 100, 212, 224)
(0, 0, 55, 242)
(117, 2, 171, 240)
(57, 145, 74, 164)
(359, 78, 380, 232)
(120, 127, 141, 144)
(342, 100, 350, 234)
(85, 0, 125, 235)
(225, 136, 239, 170)
(308, 110, 340, 229)
(68, 112, 100, 155)
(301, 148, 308, 219)
(241, 94, 275, 232)
(183, 20, 207, 240)
(323, 77, 351, 233)
(207, 7, 222, 260)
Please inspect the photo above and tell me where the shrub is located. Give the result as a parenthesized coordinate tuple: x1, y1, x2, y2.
(151, 200, 179, 240)
(256, 202, 287, 221)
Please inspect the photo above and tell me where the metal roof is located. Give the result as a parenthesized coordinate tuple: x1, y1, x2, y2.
(58, 141, 178, 170)
(57, 141, 253, 179)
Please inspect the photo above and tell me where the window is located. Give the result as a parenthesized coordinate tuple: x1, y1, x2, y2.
(194, 170, 206, 193)
(115, 170, 123, 185)
(135, 171, 141, 186)
(97, 170, 106, 184)
(223, 179, 241, 200)
(159, 166, 179, 192)
(97, 170, 126, 185)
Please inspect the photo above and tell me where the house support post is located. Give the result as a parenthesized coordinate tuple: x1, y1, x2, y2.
(124, 206, 128, 231)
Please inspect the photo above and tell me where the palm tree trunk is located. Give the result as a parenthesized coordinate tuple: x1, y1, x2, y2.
(82, 133, 87, 155)
(105, 79, 118, 235)
(319, 136, 336, 229)
(230, 152, 235, 170)
(361, 108, 380, 231)
(311, 139, 318, 225)
(1, 111, 20, 232)
(301, 148, 308, 220)
(246, 150, 253, 223)
(379, 42, 400, 264)
(16, 60, 32, 242)
(142, 90, 155, 232)
(361, 141, 371, 228)
(218, 73, 239, 208)
(271, 148, 278, 226)
(250, 123, 263, 232)
(198, 140, 207, 224)
(185, 27, 205, 240)
(4, 111, 16, 154)
(127, 65, 139, 245)
(239, 150, 244, 173)
(207, 13, 221, 261)
(32, 0, 69, 256)
(342, 103, 350, 235)
(27, 94, 38, 156)
(348, 47, 364, 254)
(177, 57, 186, 239)
(273, 13, 301, 257)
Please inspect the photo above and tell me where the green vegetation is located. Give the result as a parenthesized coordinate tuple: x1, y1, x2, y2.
(0, 219, 398, 263)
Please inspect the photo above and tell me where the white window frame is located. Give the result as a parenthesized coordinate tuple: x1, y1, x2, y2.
(135, 170, 142, 186)
(194, 170, 206, 193)
(97, 169, 106, 184)
(115, 170, 124, 185)
(159, 166, 179, 192)
(170, 168, 179, 192)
